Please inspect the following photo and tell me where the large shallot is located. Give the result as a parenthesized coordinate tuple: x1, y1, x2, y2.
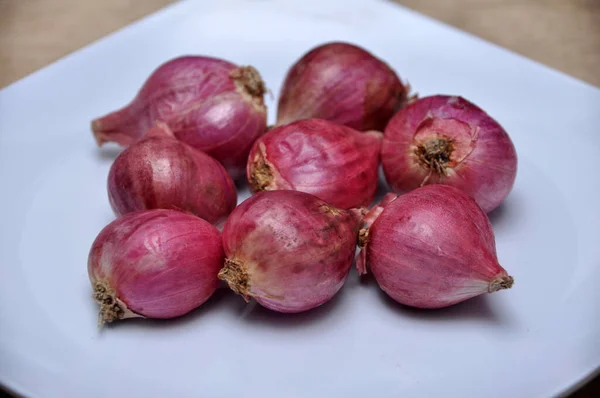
(88, 210, 224, 323)
(277, 42, 409, 131)
(108, 122, 236, 225)
(92, 56, 267, 179)
(358, 185, 513, 309)
(381, 95, 517, 212)
(219, 190, 362, 313)
(247, 118, 382, 209)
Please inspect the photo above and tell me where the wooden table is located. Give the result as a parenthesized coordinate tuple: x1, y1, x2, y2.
(0, 0, 598, 396)
(1, 0, 598, 88)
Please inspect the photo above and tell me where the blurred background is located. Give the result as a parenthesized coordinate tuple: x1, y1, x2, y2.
(0, 0, 598, 88)
(0, 0, 598, 397)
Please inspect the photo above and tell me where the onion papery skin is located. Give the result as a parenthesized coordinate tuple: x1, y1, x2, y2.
(88, 210, 224, 323)
(108, 122, 237, 225)
(91, 56, 268, 180)
(382, 95, 517, 212)
(277, 42, 409, 131)
(357, 185, 513, 309)
(246, 118, 382, 209)
(219, 190, 362, 313)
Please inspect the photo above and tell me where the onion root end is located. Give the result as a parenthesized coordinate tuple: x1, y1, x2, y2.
(249, 156, 274, 192)
(231, 66, 267, 111)
(92, 281, 141, 325)
(414, 137, 454, 179)
(218, 258, 251, 301)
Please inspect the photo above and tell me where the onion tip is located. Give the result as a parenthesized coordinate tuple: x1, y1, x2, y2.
(90, 114, 136, 147)
(91, 119, 107, 147)
(488, 275, 514, 293)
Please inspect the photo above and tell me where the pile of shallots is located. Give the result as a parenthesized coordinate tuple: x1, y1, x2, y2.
(88, 42, 517, 324)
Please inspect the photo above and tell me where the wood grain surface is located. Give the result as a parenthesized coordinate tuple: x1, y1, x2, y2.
(0, 0, 598, 397)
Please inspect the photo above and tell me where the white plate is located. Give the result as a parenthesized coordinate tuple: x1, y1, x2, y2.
(1, 0, 599, 397)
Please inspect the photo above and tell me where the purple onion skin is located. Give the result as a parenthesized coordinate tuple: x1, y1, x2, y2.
(92, 56, 268, 180)
(246, 118, 382, 209)
(358, 185, 513, 309)
(88, 210, 224, 323)
(277, 42, 408, 131)
(219, 190, 362, 313)
(382, 95, 517, 212)
(108, 123, 237, 225)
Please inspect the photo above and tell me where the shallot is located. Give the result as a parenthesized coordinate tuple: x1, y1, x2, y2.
(219, 190, 362, 313)
(246, 118, 382, 209)
(277, 42, 409, 131)
(357, 185, 513, 309)
(91, 56, 268, 179)
(381, 95, 517, 212)
(88, 210, 224, 323)
(108, 122, 237, 225)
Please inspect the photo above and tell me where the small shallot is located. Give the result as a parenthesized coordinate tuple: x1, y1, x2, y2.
(219, 190, 362, 313)
(382, 95, 517, 212)
(91, 56, 268, 179)
(358, 185, 513, 309)
(277, 42, 409, 131)
(108, 122, 237, 225)
(88, 210, 224, 323)
(247, 118, 382, 209)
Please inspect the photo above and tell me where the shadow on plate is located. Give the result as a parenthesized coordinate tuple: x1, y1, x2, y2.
(376, 287, 510, 325)
(487, 193, 524, 231)
(234, 176, 250, 191)
(101, 287, 231, 331)
(358, 271, 514, 326)
(488, 201, 509, 227)
(234, 279, 354, 329)
(94, 144, 123, 161)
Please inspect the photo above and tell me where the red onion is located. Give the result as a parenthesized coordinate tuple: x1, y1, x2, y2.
(91, 56, 268, 179)
(357, 185, 513, 309)
(246, 119, 382, 209)
(219, 190, 362, 313)
(88, 210, 224, 323)
(276, 42, 409, 131)
(381, 95, 517, 212)
(108, 122, 236, 225)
